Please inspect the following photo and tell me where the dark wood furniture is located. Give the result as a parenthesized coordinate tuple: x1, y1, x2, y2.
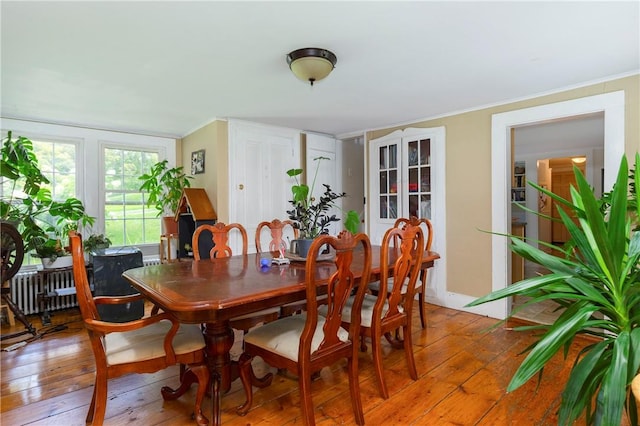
(237, 231, 372, 425)
(69, 231, 210, 425)
(122, 244, 440, 425)
(369, 216, 433, 329)
(343, 222, 424, 399)
(175, 188, 218, 259)
(193, 222, 280, 332)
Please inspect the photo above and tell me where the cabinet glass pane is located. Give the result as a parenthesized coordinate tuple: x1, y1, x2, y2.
(389, 170, 397, 194)
(420, 139, 431, 165)
(421, 194, 431, 219)
(408, 140, 418, 166)
(408, 168, 418, 192)
(420, 167, 431, 192)
(380, 146, 387, 169)
(379, 171, 388, 194)
(389, 144, 397, 169)
(389, 195, 398, 219)
(380, 196, 387, 219)
(409, 194, 419, 217)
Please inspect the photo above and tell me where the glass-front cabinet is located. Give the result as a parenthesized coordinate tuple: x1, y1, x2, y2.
(369, 127, 443, 246)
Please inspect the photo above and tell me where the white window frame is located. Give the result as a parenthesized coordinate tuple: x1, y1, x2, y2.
(2, 118, 177, 262)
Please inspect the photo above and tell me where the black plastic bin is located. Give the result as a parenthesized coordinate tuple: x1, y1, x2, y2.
(91, 247, 144, 322)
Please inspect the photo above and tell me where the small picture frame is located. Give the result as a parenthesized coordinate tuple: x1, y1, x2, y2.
(191, 149, 205, 175)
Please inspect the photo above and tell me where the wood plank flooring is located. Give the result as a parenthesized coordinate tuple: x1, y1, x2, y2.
(0, 303, 632, 425)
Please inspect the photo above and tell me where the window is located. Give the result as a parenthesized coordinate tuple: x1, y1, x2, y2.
(2, 118, 177, 267)
(104, 148, 161, 246)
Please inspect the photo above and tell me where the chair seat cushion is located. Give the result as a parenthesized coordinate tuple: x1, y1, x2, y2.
(243, 313, 349, 362)
(105, 320, 205, 365)
(368, 276, 422, 294)
(231, 307, 281, 321)
(322, 294, 403, 328)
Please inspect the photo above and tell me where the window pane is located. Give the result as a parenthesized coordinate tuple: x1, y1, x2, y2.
(379, 146, 387, 169)
(408, 140, 418, 166)
(380, 196, 387, 219)
(104, 148, 161, 246)
(420, 139, 431, 165)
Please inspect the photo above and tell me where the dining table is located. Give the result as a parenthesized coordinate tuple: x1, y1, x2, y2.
(122, 246, 440, 425)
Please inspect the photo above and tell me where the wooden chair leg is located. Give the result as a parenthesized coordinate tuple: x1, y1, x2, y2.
(90, 372, 108, 425)
(86, 381, 97, 423)
(419, 269, 427, 329)
(347, 354, 365, 425)
(298, 367, 316, 426)
(370, 332, 389, 399)
(403, 323, 418, 380)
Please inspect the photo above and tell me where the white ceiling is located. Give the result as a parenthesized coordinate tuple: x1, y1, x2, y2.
(1, 1, 638, 139)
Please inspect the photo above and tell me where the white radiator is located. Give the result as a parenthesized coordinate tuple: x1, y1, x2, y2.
(8, 257, 162, 315)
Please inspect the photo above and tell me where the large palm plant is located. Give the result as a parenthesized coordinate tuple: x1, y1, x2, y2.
(467, 153, 640, 426)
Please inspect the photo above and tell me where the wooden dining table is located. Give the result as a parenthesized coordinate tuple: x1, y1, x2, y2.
(123, 246, 440, 425)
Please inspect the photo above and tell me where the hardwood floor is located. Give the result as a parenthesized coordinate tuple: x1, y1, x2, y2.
(0, 303, 631, 425)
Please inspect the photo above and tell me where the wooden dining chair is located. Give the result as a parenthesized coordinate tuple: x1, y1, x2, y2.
(255, 218, 297, 254)
(236, 231, 372, 425)
(68, 231, 209, 425)
(341, 223, 424, 399)
(192, 222, 280, 331)
(368, 216, 432, 329)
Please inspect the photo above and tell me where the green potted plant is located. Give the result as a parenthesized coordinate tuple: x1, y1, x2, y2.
(467, 153, 639, 426)
(1, 132, 95, 259)
(138, 159, 192, 235)
(286, 156, 360, 258)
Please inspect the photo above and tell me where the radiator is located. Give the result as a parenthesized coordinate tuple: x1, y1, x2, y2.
(8, 257, 162, 315)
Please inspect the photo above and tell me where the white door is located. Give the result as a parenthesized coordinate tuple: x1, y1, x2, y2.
(368, 127, 446, 305)
(229, 121, 301, 253)
(305, 133, 342, 236)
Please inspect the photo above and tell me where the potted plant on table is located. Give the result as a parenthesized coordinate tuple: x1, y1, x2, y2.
(467, 153, 640, 426)
(1, 132, 95, 266)
(286, 156, 360, 258)
(138, 159, 193, 235)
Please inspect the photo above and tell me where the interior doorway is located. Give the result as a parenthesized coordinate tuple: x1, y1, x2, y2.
(488, 91, 625, 321)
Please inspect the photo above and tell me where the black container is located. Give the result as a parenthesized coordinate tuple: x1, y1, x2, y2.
(91, 247, 144, 322)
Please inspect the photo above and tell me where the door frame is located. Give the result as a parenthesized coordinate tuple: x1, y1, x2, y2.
(488, 91, 625, 319)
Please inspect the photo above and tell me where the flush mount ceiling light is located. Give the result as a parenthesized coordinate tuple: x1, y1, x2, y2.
(572, 156, 587, 164)
(286, 47, 337, 86)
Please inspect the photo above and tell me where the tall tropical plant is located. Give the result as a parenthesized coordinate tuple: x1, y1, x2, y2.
(467, 153, 640, 426)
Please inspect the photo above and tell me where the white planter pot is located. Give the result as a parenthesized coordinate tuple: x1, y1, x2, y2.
(40, 256, 73, 269)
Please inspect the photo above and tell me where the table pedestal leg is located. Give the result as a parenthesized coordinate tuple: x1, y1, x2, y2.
(203, 320, 234, 426)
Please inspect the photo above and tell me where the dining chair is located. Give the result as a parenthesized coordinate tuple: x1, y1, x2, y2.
(68, 231, 209, 425)
(340, 223, 424, 399)
(368, 216, 432, 329)
(236, 231, 372, 425)
(255, 218, 297, 254)
(192, 222, 280, 331)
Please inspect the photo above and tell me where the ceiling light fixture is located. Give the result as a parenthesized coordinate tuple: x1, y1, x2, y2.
(286, 48, 337, 86)
(572, 156, 586, 164)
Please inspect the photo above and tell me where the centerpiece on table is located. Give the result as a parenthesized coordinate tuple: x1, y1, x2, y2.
(286, 156, 360, 259)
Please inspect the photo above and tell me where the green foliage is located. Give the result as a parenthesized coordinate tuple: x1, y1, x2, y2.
(138, 159, 192, 216)
(1, 131, 95, 253)
(83, 233, 112, 253)
(31, 238, 68, 260)
(286, 157, 359, 239)
(467, 153, 640, 426)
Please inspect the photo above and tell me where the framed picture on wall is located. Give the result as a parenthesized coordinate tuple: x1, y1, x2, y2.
(191, 149, 205, 175)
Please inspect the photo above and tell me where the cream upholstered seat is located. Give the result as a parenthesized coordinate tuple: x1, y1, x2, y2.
(69, 231, 209, 426)
(236, 231, 372, 425)
(337, 223, 424, 399)
(368, 216, 432, 329)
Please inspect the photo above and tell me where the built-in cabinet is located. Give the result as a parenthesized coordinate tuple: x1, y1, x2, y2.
(367, 126, 446, 303)
(512, 161, 526, 204)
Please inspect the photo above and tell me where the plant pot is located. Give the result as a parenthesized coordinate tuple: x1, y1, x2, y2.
(162, 216, 179, 236)
(289, 239, 315, 259)
(40, 256, 73, 269)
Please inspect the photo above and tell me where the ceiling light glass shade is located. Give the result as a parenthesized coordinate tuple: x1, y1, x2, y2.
(572, 156, 586, 164)
(287, 48, 337, 86)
